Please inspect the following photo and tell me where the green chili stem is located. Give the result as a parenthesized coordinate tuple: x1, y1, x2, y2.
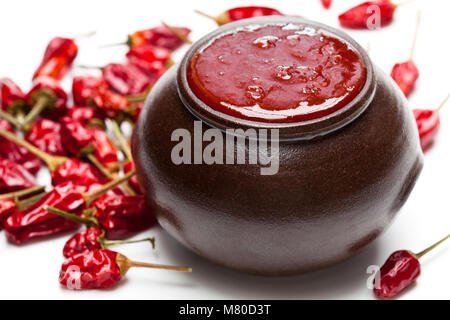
(22, 95, 49, 129)
(0, 128, 68, 172)
(0, 185, 45, 200)
(82, 169, 136, 206)
(101, 237, 156, 249)
(44, 206, 98, 228)
(111, 121, 133, 161)
(415, 234, 450, 259)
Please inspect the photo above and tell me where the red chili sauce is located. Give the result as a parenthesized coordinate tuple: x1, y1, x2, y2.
(187, 24, 366, 123)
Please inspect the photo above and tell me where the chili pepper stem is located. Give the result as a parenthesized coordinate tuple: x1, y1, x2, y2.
(116, 253, 192, 277)
(44, 206, 98, 228)
(111, 121, 133, 161)
(73, 31, 97, 40)
(85, 155, 136, 196)
(0, 128, 68, 172)
(77, 64, 102, 70)
(409, 11, 421, 61)
(22, 96, 49, 130)
(126, 92, 149, 103)
(414, 234, 450, 259)
(194, 9, 217, 21)
(161, 21, 192, 44)
(99, 42, 127, 49)
(86, 153, 114, 177)
(0, 185, 45, 200)
(101, 237, 156, 249)
(82, 169, 136, 206)
(16, 192, 46, 210)
(435, 93, 450, 113)
(0, 109, 23, 129)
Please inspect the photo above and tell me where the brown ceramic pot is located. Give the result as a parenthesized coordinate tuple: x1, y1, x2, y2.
(132, 17, 423, 276)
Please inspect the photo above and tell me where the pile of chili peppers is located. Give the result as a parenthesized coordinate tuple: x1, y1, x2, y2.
(0, 4, 448, 297)
(0, 22, 194, 290)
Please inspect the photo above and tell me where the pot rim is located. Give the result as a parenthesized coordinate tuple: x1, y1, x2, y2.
(177, 16, 376, 141)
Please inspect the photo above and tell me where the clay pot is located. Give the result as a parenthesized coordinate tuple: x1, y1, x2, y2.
(132, 17, 423, 276)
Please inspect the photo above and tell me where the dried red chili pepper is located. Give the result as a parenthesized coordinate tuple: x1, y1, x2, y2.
(60, 117, 119, 175)
(0, 78, 29, 121)
(5, 171, 135, 244)
(391, 12, 421, 97)
(122, 25, 192, 50)
(65, 106, 104, 128)
(0, 119, 41, 174)
(374, 234, 450, 299)
(51, 158, 108, 188)
(321, 0, 332, 9)
(338, 0, 397, 29)
(4, 182, 84, 244)
(102, 63, 152, 96)
(47, 193, 156, 240)
(72, 76, 133, 120)
(72, 76, 106, 106)
(59, 249, 191, 289)
(0, 186, 45, 229)
(63, 227, 155, 258)
(126, 44, 172, 79)
(0, 158, 37, 193)
(89, 126, 120, 173)
(195, 6, 283, 26)
(413, 93, 449, 151)
(0, 125, 67, 172)
(25, 118, 67, 156)
(33, 37, 78, 80)
(23, 77, 68, 129)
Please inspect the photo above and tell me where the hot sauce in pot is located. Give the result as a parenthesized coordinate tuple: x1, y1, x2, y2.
(187, 24, 366, 123)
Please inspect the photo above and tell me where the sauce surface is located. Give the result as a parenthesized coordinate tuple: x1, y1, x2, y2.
(187, 24, 366, 123)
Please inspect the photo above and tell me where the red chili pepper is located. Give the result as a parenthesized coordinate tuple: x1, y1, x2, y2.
(72, 76, 107, 106)
(59, 249, 191, 289)
(374, 234, 450, 299)
(0, 199, 16, 229)
(126, 45, 172, 79)
(23, 77, 68, 128)
(0, 186, 45, 229)
(0, 78, 28, 115)
(390, 13, 421, 97)
(124, 160, 142, 194)
(62, 227, 155, 258)
(0, 119, 41, 174)
(4, 182, 84, 244)
(102, 63, 152, 96)
(72, 76, 133, 120)
(413, 93, 449, 151)
(0, 158, 37, 193)
(195, 6, 283, 26)
(33, 37, 78, 80)
(51, 158, 108, 188)
(0, 125, 68, 173)
(92, 195, 157, 240)
(126, 25, 192, 50)
(47, 194, 156, 240)
(5, 171, 135, 244)
(25, 118, 67, 156)
(65, 106, 103, 127)
(60, 117, 94, 157)
(321, 0, 332, 9)
(338, 0, 396, 29)
(88, 126, 120, 173)
(391, 61, 419, 97)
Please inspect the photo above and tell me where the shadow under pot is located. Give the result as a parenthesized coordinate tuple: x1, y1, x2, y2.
(132, 17, 423, 276)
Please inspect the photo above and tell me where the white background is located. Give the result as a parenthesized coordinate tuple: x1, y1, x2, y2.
(0, 0, 449, 300)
